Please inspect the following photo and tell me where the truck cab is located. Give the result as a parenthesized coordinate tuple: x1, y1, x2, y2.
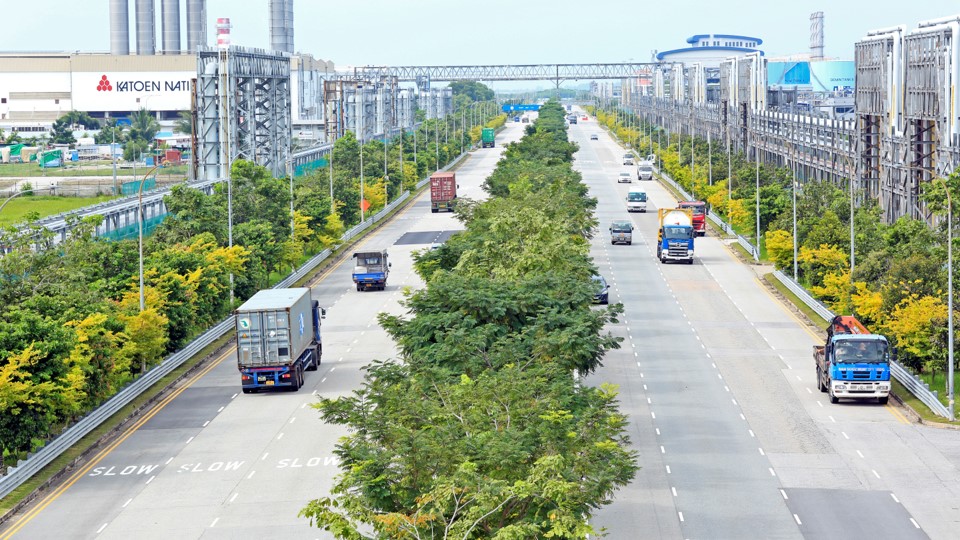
(352, 250, 391, 291)
(656, 208, 695, 264)
(637, 160, 654, 180)
(622, 153, 635, 166)
(814, 315, 891, 404)
(609, 220, 634, 245)
(677, 201, 707, 236)
(626, 188, 647, 213)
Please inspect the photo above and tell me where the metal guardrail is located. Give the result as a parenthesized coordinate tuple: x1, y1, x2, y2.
(0, 152, 467, 500)
(771, 270, 951, 419)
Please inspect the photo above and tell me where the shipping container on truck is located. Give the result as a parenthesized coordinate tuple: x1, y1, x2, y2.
(236, 288, 324, 393)
(429, 172, 457, 213)
(481, 128, 496, 148)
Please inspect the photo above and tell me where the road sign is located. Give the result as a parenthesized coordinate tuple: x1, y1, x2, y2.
(501, 104, 541, 112)
(361, 198, 371, 212)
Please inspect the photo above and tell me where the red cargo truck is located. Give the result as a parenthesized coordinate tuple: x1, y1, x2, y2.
(678, 201, 707, 236)
(430, 172, 457, 213)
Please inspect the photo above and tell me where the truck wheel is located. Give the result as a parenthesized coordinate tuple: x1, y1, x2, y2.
(816, 368, 826, 392)
(878, 396, 889, 405)
(357, 284, 362, 291)
(293, 366, 303, 391)
(431, 209, 438, 213)
(687, 259, 693, 265)
(829, 388, 839, 404)
(307, 348, 320, 371)
(627, 241, 632, 245)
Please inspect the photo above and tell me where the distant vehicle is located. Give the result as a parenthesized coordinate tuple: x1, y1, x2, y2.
(582, 116, 588, 121)
(481, 127, 496, 148)
(677, 201, 707, 236)
(521, 116, 530, 123)
(609, 219, 635, 245)
(592, 274, 609, 305)
(626, 187, 647, 213)
(814, 315, 891, 404)
(566, 105, 572, 112)
(622, 153, 635, 166)
(656, 209, 695, 264)
(430, 171, 457, 212)
(352, 250, 390, 291)
(617, 171, 632, 183)
(513, 115, 521, 122)
(569, 117, 578, 124)
(590, 133, 599, 140)
(637, 160, 654, 180)
(236, 288, 324, 393)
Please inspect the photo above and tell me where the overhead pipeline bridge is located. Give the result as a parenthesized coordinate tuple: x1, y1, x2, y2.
(350, 63, 662, 83)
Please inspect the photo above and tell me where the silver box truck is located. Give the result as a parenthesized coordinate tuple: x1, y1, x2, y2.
(236, 288, 324, 393)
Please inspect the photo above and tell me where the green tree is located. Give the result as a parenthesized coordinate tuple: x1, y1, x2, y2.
(127, 108, 161, 144)
(49, 117, 76, 145)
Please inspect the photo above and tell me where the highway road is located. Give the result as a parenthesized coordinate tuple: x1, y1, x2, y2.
(574, 117, 957, 539)
(0, 120, 528, 540)
(4, 109, 960, 539)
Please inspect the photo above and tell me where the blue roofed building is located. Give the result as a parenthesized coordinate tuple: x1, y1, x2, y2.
(655, 34, 764, 67)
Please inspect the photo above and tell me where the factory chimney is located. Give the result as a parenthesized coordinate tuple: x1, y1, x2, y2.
(270, 0, 295, 53)
(135, 0, 156, 55)
(161, 0, 181, 54)
(109, 0, 130, 55)
(186, 0, 207, 52)
(810, 11, 824, 60)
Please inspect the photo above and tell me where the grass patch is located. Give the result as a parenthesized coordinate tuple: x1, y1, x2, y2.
(891, 378, 960, 426)
(0, 331, 234, 515)
(763, 273, 829, 327)
(0, 196, 116, 227)
(0, 162, 189, 178)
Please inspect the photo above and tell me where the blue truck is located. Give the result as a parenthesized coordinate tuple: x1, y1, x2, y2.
(352, 250, 390, 291)
(656, 208, 695, 264)
(236, 288, 324, 393)
(814, 315, 891, 404)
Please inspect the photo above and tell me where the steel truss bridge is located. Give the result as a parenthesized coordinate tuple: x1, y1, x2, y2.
(351, 63, 659, 83)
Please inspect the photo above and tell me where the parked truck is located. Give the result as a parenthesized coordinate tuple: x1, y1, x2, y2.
(656, 208, 695, 264)
(430, 171, 457, 213)
(637, 159, 654, 180)
(814, 315, 891, 404)
(352, 250, 390, 291)
(481, 128, 496, 148)
(236, 288, 324, 393)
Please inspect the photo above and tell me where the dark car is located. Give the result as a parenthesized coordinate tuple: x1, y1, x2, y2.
(592, 274, 609, 305)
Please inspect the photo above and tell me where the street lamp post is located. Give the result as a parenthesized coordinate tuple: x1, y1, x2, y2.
(138, 164, 160, 312)
(358, 84, 364, 222)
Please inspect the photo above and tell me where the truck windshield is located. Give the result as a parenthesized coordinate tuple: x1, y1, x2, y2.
(611, 223, 632, 232)
(834, 340, 888, 363)
(360, 256, 381, 265)
(681, 205, 705, 216)
(628, 192, 646, 202)
(663, 226, 691, 239)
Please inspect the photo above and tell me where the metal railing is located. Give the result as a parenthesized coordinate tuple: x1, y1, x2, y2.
(0, 152, 467, 500)
(771, 270, 951, 419)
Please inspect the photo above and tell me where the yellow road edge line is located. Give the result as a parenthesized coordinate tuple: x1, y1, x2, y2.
(1, 348, 234, 540)
(885, 403, 911, 425)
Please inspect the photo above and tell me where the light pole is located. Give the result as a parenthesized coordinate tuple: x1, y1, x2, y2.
(328, 145, 334, 214)
(358, 84, 364, 222)
(755, 151, 761, 259)
(792, 143, 798, 280)
(138, 164, 160, 312)
(933, 173, 956, 420)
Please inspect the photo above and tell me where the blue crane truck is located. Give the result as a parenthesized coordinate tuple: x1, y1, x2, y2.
(814, 315, 891, 404)
(352, 250, 390, 291)
(236, 288, 324, 393)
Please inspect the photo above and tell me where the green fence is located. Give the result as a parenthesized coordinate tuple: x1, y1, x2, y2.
(294, 157, 328, 177)
(101, 213, 167, 241)
(120, 177, 157, 196)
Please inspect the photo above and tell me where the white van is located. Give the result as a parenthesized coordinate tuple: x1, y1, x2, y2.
(626, 187, 647, 213)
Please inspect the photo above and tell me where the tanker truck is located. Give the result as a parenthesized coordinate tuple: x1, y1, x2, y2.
(656, 208, 695, 264)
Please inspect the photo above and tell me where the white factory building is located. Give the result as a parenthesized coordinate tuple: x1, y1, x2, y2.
(656, 34, 764, 67)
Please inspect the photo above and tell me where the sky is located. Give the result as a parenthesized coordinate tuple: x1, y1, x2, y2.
(7, 0, 960, 88)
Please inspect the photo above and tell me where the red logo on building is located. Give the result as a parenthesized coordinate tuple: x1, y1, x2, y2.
(96, 75, 113, 92)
